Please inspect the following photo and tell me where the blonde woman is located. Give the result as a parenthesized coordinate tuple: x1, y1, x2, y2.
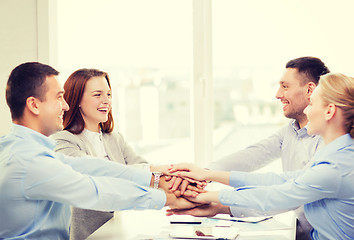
(168, 73, 354, 240)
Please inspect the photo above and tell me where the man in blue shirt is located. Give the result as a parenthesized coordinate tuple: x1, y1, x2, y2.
(169, 57, 330, 240)
(0, 62, 197, 239)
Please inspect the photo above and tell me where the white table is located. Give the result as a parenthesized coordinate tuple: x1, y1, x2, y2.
(88, 208, 296, 240)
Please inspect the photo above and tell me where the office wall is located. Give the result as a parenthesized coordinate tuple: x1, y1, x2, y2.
(0, 0, 55, 135)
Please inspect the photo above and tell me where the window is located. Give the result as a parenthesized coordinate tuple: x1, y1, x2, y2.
(57, 0, 193, 165)
(57, 0, 354, 170)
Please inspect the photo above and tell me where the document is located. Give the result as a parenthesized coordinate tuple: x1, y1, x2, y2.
(169, 226, 239, 240)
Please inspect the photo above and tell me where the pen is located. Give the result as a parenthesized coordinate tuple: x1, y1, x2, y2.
(209, 216, 272, 223)
(170, 221, 202, 224)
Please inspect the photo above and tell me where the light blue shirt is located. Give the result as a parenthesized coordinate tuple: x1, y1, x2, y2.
(0, 124, 166, 239)
(219, 134, 354, 240)
(210, 120, 322, 230)
(210, 120, 322, 172)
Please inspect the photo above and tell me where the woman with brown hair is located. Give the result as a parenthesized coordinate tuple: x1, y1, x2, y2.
(52, 68, 205, 239)
(52, 69, 152, 239)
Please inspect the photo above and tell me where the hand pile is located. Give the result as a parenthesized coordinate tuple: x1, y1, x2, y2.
(154, 163, 228, 217)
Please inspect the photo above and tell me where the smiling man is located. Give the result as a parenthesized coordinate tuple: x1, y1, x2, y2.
(0, 62, 197, 239)
(173, 57, 330, 240)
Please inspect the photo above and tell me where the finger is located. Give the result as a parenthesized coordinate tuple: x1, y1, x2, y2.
(179, 180, 189, 194)
(173, 190, 182, 197)
(176, 174, 197, 183)
(168, 176, 177, 189)
(164, 175, 172, 181)
(166, 209, 191, 216)
(168, 164, 192, 173)
(171, 177, 183, 191)
(195, 180, 208, 188)
(183, 190, 199, 197)
(187, 185, 207, 193)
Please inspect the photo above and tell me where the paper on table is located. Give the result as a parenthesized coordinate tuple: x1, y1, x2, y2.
(169, 225, 239, 240)
(210, 214, 273, 223)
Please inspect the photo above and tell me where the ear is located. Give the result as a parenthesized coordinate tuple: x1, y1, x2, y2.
(324, 103, 336, 121)
(306, 82, 317, 96)
(26, 97, 40, 116)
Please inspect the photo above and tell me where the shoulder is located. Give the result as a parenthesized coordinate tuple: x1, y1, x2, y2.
(102, 130, 125, 143)
(51, 130, 75, 139)
(50, 130, 82, 144)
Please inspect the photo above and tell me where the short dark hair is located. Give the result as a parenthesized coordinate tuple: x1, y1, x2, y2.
(63, 68, 114, 134)
(286, 57, 330, 85)
(6, 62, 59, 120)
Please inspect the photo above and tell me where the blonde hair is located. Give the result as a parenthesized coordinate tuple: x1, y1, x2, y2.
(319, 73, 354, 138)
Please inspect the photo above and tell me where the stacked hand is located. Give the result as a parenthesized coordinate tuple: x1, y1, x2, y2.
(157, 163, 230, 217)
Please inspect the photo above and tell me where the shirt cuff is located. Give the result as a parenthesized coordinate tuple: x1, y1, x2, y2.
(219, 189, 235, 206)
(147, 188, 166, 210)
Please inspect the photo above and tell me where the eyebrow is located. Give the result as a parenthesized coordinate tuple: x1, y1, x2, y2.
(91, 90, 111, 93)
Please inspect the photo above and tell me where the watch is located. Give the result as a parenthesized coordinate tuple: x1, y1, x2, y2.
(152, 172, 162, 189)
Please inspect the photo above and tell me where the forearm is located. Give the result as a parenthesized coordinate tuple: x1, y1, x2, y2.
(209, 132, 283, 172)
(205, 170, 230, 185)
(228, 170, 302, 188)
(61, 154, 152, 187)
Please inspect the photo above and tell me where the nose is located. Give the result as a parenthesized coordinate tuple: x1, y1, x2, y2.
(275, 86, 283, 99)
(102, 94, 111, 104)
(62, 99, 70, 111)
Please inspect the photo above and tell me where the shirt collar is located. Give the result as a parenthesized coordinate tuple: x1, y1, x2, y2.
(10, 123, 56, 150)
(291, 120, 312, 138)
(314, 133, 353, 160)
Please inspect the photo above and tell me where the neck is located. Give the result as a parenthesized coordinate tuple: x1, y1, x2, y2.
(322, 125, 347, 145)
(84, 123, 100, 133)
(297, 117, 308, 129)
(13, 119, 49, 136)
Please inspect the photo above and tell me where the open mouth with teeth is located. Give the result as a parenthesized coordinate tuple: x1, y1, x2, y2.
(281, 101, 289, 110)
(98, 108, 109, 113)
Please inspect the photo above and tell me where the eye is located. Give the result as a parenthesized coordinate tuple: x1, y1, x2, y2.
(94, 93, 101, 97)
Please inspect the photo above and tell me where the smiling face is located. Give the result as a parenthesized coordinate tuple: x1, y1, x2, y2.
(304, 86, 326, 136)
(79, 76, 112, 132)
(275, 68, 313, 127)
(37, 75, 70, 136)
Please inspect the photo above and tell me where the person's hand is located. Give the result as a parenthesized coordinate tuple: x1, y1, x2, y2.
(166, 202, 231, 217)
(165, 176, 207, 195)
(168, 163, 210, 182)
(165, 191, 201, 209)
(159, 175, 202, 208)
(181, 191, 219, 206)
(158, 175, 200, 198)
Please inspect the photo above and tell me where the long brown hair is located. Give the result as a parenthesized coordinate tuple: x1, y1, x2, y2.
(63, 69, 114, 134)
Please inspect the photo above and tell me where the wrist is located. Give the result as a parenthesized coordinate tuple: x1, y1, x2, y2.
(204, 169, 215, 182)
(217, 203, 231, 215)
(150, 165, 169, 175)
(151, 172, 163, 189)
